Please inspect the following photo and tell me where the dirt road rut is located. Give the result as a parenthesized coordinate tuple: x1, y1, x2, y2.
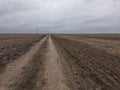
(0, 36, 48, 90)
(0, 35, 70, 90)
(43, 35, 69, 90)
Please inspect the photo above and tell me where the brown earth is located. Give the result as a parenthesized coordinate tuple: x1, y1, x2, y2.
(0, 35, 48, 90)
(59, 34, 120, 56)
(0, 34, 45, 72)
(43, 35, 69, 90)
(0, 34, 120, 90)
(54, 35, 120, 90)
(0, 35, 70, 90)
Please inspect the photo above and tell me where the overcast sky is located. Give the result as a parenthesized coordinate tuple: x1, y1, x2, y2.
(0, 0, 120, 33)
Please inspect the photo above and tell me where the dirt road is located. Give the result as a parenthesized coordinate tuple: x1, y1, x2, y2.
(0, 35, 70, 90)
(43, 35, 69, 90)
(0, 36, 48, 90)
(0, 34, 119, 90)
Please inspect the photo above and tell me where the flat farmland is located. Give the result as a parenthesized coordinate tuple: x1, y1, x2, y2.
(0, 34, 120, 90)
(0, 34, 45, 72)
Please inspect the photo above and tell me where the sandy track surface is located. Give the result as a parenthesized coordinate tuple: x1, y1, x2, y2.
(43, 35, 69, 90)
(0, 36, 48, 90)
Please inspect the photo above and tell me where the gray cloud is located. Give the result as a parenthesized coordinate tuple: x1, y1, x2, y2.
(0, 0, 120, 33)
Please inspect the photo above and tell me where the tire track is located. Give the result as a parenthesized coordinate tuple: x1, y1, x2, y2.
(43, 35, 69, 90)
(12, 38, 48, 90)
(0, 35, 48, 90)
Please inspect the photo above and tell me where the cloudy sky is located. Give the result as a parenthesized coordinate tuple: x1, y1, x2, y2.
(0, 0, 120, 33)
